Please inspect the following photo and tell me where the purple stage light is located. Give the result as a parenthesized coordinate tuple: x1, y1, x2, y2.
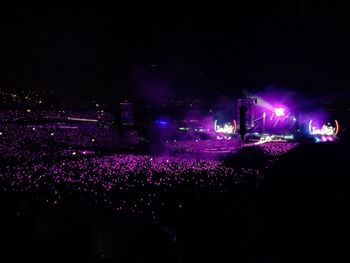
(274, 107, 285, 117)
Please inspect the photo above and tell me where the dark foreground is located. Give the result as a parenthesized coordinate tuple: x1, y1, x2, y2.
(0, 142, 349, 263)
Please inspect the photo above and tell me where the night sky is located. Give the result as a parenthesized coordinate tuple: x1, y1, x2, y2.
(1, 1, 350, 102)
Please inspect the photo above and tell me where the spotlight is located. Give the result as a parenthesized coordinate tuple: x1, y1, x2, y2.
(274, 108, 285, 117)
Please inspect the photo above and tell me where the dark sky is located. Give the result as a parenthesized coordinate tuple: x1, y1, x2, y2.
(1, 1, 350, 102)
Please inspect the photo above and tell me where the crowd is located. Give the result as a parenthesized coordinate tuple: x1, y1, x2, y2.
(0, 150, 262, 217)
(0, 111, 297, 220)
(0, 109, 114, 124)
(163, 139, 241, 154)
(0, 124, 120, 161)
(244, 141, 298, 157)
(164, 138, 298, 158)
(0, 92, 344, 262)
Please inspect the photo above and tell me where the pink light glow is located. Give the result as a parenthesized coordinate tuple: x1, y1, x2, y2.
(274, 108, 285, 117)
